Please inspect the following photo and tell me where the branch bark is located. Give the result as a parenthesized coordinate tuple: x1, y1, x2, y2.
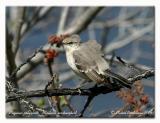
(6, 85, 119, 103)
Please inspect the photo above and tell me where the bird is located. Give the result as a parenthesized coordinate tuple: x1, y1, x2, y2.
(62, 34, 131, 88)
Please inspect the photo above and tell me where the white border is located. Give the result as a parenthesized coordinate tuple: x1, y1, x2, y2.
(0, 0, 6, 121)
(0, 0, 160, 123)
(2, 0, 158, 6)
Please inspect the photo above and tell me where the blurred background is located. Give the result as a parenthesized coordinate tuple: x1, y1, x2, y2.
(6, 7, 154, 117)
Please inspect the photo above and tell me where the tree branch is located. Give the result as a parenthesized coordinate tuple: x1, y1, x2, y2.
(57, 7, 69, 34)
(21, 7, 53, 39)
(64, 7, 103, 35)
(6, 69, 154, 103)
(13, 7, 26, 55)
(104, 22, 154, 53)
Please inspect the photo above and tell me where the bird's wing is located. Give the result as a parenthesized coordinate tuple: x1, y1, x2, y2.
(73, 50, 105, 83)
(81, 40, 109, 71)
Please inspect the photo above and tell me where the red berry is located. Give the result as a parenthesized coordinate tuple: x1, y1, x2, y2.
(48, 35, 61, 44)
(45, 49, 58, 63)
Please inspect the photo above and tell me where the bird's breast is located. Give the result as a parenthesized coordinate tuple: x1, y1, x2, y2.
(65, 50, 88, 79)
(66, 51, 78, 71)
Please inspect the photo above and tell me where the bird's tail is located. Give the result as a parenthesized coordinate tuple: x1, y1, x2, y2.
(104, 70, 132, 89)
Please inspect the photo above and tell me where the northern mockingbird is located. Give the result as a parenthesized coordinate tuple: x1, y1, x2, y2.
(62, 34, 131, 88)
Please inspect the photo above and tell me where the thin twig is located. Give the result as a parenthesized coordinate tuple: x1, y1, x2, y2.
(46, 62, 62, 112)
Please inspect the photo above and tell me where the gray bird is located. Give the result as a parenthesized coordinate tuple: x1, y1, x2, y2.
(62, 34, 131, 88)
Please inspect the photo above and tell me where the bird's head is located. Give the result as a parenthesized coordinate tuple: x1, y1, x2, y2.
(62, 34, 81, 51)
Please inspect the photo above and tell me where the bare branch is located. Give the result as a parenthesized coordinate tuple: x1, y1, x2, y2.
(57, 7, 69, 34)
(9, 47, 45, 81)
(104, 22, 154, 53)
(93, 18, 153, 28)
(12, 7, 26, 55)
(6, 69, 154, 103)
(64, 7, 103, 34)
(105, 55, 153, 70)
(6, 29, 17, 75)
(21, 7, 53, 39)
(6, 76, 50, 116)
(6, 29, 21, 112)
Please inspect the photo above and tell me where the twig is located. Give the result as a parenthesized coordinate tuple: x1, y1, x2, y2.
(105, 55, 153, 70)
(46, 62, 62, 112)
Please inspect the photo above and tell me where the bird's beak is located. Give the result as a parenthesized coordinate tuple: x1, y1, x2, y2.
(56, 41, 63, 47)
